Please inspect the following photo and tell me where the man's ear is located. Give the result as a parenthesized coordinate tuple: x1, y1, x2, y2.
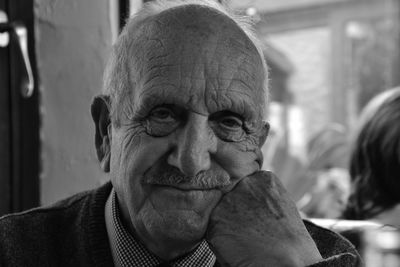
(91, 95, 112, 172)
(258, 122, 270, 148)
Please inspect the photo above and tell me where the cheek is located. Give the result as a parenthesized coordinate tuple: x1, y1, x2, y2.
(110, 130, 172, 213)
(114, 132, 171, 179)
(109, 128, 171, 195)
(214, 137, 262, 182)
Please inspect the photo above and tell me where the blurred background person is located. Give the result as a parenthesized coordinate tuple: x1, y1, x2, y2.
(298, 167, 351, 219)
(297, 124, 351, 218)
(342, 87, 400, 228)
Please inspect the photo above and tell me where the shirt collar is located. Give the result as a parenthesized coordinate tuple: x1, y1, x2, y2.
(105, 189, 216, 267)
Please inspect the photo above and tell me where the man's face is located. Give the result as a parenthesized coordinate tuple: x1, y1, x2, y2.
(108, 6, 267, 255)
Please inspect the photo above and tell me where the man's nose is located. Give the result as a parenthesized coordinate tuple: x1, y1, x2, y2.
(167, 113, 217, 177)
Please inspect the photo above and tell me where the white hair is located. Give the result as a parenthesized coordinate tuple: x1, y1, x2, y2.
(103, 0, 268, 125)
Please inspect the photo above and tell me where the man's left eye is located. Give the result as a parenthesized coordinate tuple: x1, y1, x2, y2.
(210, 112, 247, 142)
(219, 116, 243, 129)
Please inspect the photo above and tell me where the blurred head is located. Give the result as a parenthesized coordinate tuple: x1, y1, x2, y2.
(307, 123, 349, 171)
(91, 0, 269, 260)
(342, 87, 400, 220)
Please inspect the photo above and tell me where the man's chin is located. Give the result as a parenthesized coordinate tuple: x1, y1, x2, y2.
(141, 209, 208, 245)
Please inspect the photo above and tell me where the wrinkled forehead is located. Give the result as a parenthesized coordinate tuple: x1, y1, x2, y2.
(127, 5, 266, 119)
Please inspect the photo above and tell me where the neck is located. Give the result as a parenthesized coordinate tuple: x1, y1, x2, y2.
(141, 235, 201, 261)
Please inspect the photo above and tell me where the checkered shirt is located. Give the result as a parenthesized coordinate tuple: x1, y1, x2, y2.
(105, 190, 216, 267)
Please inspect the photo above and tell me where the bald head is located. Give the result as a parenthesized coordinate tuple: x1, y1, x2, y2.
(93, 1, 270, 259)
(104, 0, 268, 125)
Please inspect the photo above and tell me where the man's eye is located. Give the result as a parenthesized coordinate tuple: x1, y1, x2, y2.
(208, 111, 247, 142)
(150, 107, 176, 122)
(145, 106, 180, 137)
(219, 116, 243, 129)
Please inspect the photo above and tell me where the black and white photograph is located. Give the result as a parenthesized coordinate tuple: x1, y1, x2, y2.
(1, 0, 399, 266)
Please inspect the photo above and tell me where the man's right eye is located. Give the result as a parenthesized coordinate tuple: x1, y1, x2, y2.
(149, 107, 176, 123)
(145, 106, 180, 137)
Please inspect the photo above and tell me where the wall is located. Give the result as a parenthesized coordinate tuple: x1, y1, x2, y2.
(34, 0, 114, 204)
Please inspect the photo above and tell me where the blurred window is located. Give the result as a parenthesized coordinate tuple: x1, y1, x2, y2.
(228, 0, 400, 165)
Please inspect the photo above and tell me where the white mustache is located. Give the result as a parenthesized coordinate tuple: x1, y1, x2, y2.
(142, 166, 231, 190)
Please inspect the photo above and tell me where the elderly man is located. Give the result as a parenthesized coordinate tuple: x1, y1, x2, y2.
(0, 0, 360, 266)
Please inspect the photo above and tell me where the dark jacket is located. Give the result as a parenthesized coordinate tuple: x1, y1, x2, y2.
(0, 182, 361, 266)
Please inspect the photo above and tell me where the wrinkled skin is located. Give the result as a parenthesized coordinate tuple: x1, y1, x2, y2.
(92, 4, 321, 265)
(207, 171, 322, 267)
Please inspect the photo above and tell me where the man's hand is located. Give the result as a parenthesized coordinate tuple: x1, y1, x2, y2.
(206, 171, 323, 267)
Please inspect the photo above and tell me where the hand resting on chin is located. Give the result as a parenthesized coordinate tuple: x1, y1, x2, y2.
(207, 171, 323, 267)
